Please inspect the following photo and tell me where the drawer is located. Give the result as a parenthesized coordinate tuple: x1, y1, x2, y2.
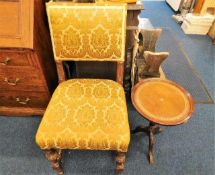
(0, 50, 33, 67)
(0, 91, 49, 108)
(0, 0, 33, 48)
(0, 67, 46, 92)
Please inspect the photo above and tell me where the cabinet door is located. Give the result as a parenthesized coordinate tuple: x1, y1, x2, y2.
(0, 0, 34, 48)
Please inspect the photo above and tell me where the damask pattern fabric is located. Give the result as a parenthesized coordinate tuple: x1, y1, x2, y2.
(36, 79, 130, 152)
(46, 2, 127, 61)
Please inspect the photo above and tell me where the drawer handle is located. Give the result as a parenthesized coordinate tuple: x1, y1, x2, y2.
(4, 78, 20, 86)
(16, 97, 30, 105)
(0, 57, 11, 65)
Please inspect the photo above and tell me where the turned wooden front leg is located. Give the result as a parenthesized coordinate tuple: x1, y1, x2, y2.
(44, 149, 64, 175)
(115, 152, 126, 174)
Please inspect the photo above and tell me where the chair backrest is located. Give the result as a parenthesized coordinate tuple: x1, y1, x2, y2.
(138, 28, 162, 58)
(46, 2, 127, 62)
(131, 28, 162, 87)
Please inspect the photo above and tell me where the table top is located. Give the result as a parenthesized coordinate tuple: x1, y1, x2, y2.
(131, 78, 194, 126)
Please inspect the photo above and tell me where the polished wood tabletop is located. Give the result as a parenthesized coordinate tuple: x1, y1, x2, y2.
(131, 78, 194, 126)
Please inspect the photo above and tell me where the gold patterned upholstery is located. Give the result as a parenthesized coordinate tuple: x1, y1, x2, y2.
(36, 2, 130, 155)
(36, 79, 130, 152)
(46, 2, 127, 61)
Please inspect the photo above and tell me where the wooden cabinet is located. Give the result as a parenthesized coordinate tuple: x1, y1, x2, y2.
(0, 0, 33, 48)
(0, 0, 58, 116)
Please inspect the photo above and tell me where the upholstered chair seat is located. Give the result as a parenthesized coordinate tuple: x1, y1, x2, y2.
(36, 79, 130, 152)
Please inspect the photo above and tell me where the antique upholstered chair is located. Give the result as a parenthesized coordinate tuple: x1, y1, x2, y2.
(36, 2, 130, 175)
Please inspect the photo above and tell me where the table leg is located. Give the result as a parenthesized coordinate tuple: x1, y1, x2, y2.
(149, 122, 155, 164)
(131, 122, 163, 164)
(131, 124, 163, 135)
(130, 125, 149, 134)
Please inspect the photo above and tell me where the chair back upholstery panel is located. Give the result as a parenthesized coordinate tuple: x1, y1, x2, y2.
(46, 2, 127, 62)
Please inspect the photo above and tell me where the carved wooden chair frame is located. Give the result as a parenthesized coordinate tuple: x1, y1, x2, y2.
(41, 2, 128, 175)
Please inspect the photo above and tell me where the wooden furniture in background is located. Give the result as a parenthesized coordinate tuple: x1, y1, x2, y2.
(135, 29, 164, 84)
(208, 20, 215, 44)
(207, 8, 215, 44)
(130, 28, 167, 87)
(192, 1, 215, 43)
(0, 0, 58, 116)
(131, 78, 194, 164)
(193, 0, 205, 14)
(193, 0, 215, 14)
(0, 0, 33, 48)
(137, 51, 169, 80)
(198, 0, 215, 15)
(124, 4, 144, 93)
(138, 29, 162, 54)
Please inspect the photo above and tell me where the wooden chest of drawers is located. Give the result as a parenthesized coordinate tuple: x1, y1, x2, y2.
(0, 0, 58, 116)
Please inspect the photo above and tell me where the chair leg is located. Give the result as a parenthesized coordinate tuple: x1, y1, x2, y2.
(115, 151, 126, 174)
(212, 38, 215, 45)
(44, 149, 64, 175)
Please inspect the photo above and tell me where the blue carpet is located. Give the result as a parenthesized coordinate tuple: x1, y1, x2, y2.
(0, 1, 214, 175)
(0, 104, 214, 175)
(157, 28, 213, 103)
(139, 1, 215, 100)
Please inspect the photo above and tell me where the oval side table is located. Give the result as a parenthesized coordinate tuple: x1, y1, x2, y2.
(131, 78, 194, 164)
